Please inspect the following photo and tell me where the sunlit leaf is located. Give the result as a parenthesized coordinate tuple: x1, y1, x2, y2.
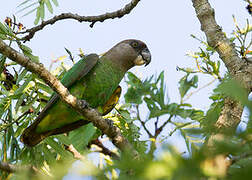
(45, 0, 53, 14)
(51, 0, 59, 6)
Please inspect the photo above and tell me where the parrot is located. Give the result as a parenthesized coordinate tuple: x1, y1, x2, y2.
(21, 39, 151, 147)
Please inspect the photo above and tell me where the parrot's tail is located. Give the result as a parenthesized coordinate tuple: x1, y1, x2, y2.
(20, 127, 53, 147)
(21, 120, 90, 147)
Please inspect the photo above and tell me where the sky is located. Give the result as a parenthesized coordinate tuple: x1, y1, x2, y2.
(0, 0, 251, 179)
(1, 0, 249, 108)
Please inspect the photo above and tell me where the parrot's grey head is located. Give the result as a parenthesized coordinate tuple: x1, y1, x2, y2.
(104, 39, 151, 71)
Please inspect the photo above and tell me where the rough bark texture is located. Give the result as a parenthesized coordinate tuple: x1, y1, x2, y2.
(0, 39, 138, 158)
(192, 0, 252, 174)
(192, 0, 252, 135)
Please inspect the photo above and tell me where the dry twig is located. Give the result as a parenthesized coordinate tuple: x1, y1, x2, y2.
(18, 0, 141, 41)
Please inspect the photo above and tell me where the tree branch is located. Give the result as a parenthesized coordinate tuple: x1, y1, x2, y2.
(0, 39, 138, 158)
(64, 144, 86, 161)
(0, 161, 38, 174)
(192, 0, 252, 90)
(191, 0, 252, 135)
(0, 161, 21, 173)
(230, 151, 252, 165)
(18, 0, 141, 41)
(89, 139, 120, 160)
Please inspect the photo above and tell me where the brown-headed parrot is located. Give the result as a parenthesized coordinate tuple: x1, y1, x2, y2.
(21, 39, 151, 146)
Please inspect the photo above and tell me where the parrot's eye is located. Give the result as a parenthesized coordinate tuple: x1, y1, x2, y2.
(131, 41, 139, 48)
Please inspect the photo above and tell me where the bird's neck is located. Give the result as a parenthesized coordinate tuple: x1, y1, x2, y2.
(102, 45, 135, 72)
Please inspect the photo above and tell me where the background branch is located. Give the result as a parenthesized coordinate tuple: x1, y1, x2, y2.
(192, 0, 252, 135)
(18, 0, 141, 41)
(0, 161, 21, 173)
(64, 144, 86, 161)
(0, 161, 38, 174)
(89, 139, 120, 160)
(0, 39, 138, 157)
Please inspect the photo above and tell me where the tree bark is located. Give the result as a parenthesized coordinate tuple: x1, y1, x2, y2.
(192, 0, 252, 135)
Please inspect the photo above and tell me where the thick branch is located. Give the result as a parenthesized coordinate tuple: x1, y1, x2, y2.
(0, 161, 38, 174)
(192, 0, 252, 90)
(18, 0, 141, 41)
(0, 39, 138, 157)
(0, 161, 21, 173)
(191, 0, 252, 135)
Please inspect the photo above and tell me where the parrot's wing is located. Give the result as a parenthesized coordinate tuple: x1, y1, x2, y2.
(60, 54, 99, 88)
(38, 53, 99, 120)
(102, 86, 121, 115)
(21, 54, 99, 145)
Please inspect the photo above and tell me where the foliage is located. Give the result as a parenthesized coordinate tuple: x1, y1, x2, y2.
(17, 0, 59, 25)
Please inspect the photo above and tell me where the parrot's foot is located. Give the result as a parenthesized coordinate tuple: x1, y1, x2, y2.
(107, 119, 114, 127)
(79, 99, 89, 109)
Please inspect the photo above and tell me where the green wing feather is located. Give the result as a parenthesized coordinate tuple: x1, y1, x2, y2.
(21, 54, 99, 146)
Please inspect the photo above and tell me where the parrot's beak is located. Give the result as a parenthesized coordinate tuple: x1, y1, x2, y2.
(134, 48, 151, 66)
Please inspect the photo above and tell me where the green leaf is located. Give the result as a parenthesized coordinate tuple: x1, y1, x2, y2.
(40, 2, 45, 20)
(54, 134, 71, 146)
(0, 33, 7, 40)
(15, 94, 26, 112)
(216, 79, 250, 106)
(44, 137, 70, 157)
(180, 103, 192, 107)
(203, 102, 223, 133)
(14, 75, 33, 95)
(179, 74, 198, 98)
(52, 0, 59, 6)
(64, 47, 74, 62)
(25, 53, 39, 62)
(42, 144, 56, 165)
(125, 87, 143, 104)
(17, 0, 33, 8)
(36, 81, 53, 95)
(127, 72, 142, 85)
(0, 22, 8, 34)
(45, 0, 53, 14)
(69, 123, 96, 151)
(17, 1, 38, 14)
(14, 120, 28, 138)
(34, 6, 41, 25)
(124, 72, 153, 104)
(20, 44, 32, 54)
(16, 69, 28, 84)
(118, 109, 132, 122)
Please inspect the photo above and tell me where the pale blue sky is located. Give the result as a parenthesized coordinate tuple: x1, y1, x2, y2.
(1, 0, 249, 108)
(0, 0, 251, 178)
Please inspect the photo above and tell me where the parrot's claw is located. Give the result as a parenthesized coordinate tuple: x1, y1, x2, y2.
(79, 99, 89, 109)
(107, 119, 114, 127)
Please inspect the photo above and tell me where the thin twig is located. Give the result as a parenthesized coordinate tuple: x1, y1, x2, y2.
(89, 139, 119, 160)
(18, 0, 141, 41)
(0, 108, 33, 132)
(136, 105, 153, 138)
(155, 115, 173, 138)
(230, 151, 252, 164)
(64, 144, 86, 161)
(154, 117, 159, 134)
(183, 78, 217, 102)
